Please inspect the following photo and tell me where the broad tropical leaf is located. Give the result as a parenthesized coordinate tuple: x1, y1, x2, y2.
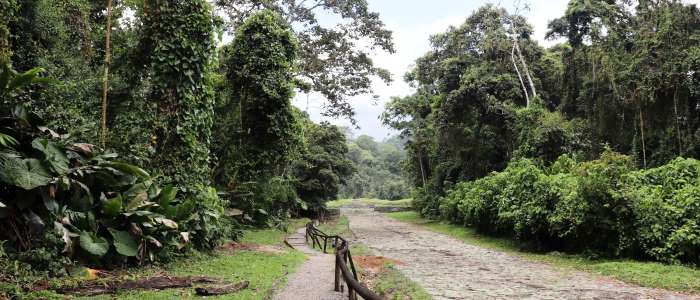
(109, 229, 138, 257)
(0, 153, 52, 190)
(32, 138, 70, 175)
(103, 162, 150, 179)
(79, 231, 109, 257)
(101, 195, 123, 217)
(0, 132, 18, 148)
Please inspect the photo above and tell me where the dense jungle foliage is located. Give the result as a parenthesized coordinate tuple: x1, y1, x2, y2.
(383, 1, 700, 265)
(0, 0, 390, 294)
(340, 135, 410, 200)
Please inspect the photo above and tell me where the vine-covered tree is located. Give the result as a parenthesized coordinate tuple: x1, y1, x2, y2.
(215, 9, 300, 184)
(214, 0, 395, 121)
(140, 0, 217, 190)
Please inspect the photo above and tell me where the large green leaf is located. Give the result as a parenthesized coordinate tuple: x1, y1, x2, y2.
(109, 229, 138, 257)
(0, 153, 52, 190)
(32, 138, 70, 175)
(79, 232, 109, 257)
(158, 185, 178, 218)
(103, 162, 150, 179)
(125, 181, 149, 210)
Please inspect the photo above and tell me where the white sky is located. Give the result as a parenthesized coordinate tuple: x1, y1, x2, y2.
(288, 0, 700, 140)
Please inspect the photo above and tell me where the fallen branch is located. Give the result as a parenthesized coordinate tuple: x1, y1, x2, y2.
(57, 275, 228, 297)
(195, 281, 249, 296)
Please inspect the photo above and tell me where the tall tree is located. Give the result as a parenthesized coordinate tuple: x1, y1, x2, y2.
(293, 115, 354, 212)
(141, 0, 217, 190)
(214, 0, 395, 121)
(215, 9, 300, 185)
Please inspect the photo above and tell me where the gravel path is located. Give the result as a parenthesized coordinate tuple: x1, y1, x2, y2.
(272, 227, 346, 300)
(343, 206, 698, 300)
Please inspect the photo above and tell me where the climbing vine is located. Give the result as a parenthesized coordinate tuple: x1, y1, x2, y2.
(141, 0, 217, 190)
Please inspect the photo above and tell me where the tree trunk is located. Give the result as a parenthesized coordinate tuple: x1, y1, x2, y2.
(639, 105, 647, 168)
(418, 146, 427, 188)
(512, 43, 529, 107)
(100, 0, 113, 147)
(512, 37, 537, 101)
(673, 85, 682, 155)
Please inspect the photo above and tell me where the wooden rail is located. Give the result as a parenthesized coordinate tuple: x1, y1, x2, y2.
(305, 222, 384, 300)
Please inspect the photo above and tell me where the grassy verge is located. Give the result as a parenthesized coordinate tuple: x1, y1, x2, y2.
(372, 264, 431, 300)
(326, 198, 413, 209)
(317, 216, 351, 236)
(387, 211, 700, 294)
(21, 220, 310, 300)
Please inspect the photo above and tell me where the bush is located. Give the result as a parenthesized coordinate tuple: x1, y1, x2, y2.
(439, 149, 700, 264)
(455, 173, 506, 233)
(623, 158, 700, 264)
(549, 150, 637, 256)
(0, 63, 230, 273)
(412, 187, 441, 219)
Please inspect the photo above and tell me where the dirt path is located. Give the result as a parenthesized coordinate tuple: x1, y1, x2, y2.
(272, 227, 346, 300)
(343, 205, 698, 300)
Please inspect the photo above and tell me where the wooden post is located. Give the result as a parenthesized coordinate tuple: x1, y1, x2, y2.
(334, 255, 341, 292)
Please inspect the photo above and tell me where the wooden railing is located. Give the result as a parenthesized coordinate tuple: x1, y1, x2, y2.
(305, 222, 384, 300)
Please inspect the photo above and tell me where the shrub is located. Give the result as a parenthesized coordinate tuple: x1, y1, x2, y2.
(0, 63, 229, 273)
(455, 173, 507, 233)
(549, 150, 636, 256)
(412, 187, 441, 219)
(623, 158, 700, 264)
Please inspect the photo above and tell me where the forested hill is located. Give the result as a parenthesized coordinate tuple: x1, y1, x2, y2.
(339, 135, 410, 200)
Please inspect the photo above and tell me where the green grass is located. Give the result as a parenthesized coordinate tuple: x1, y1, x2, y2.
(316, 216, 351, 236)
(325, 199, 354, 208)
(22, 220, 310, 300)
(372, 264, 432, 300)
(326, 198, 413, 209)
(81, 251, 305, 300)
(387, 211, 700, 294)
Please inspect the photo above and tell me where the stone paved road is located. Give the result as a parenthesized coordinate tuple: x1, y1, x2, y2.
(343, 206, 699, 300)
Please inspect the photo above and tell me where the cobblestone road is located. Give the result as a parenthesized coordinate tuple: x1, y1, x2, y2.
(343, 206, 698, 300)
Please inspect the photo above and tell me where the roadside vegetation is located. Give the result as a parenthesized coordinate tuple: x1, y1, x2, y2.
(1, 0, 392, 297)
(16, 219, 309, 300)
(388, 211, 700, 294)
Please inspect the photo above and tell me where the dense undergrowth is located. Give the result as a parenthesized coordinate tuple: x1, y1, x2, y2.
(13, 219, 309, 300)
(428, 151, 700, 265)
